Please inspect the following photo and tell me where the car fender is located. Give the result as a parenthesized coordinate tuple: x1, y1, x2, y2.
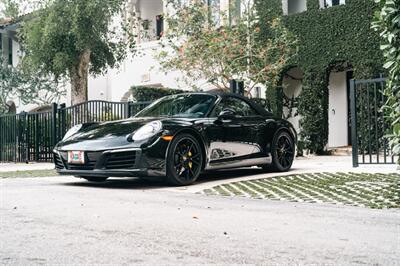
(164, 126, 208, 171)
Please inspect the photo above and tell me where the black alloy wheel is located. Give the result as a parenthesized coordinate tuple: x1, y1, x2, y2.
(271, 131, 295, 172)
(166, 134, 203, 186)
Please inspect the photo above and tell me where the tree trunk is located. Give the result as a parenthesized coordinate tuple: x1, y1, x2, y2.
(70, 50, 91, 105)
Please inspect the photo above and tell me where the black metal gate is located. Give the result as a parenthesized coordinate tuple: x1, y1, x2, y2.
(350, 77, 397, 167)
(0, 100, 150, 163)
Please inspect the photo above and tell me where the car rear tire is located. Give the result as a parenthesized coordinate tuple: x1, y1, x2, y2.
(80, 176, 109, 182)
(270, 131, 295, 172)
(165, 133, 203, 186)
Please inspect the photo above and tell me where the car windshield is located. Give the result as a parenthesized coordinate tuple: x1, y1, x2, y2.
(135, 94, 216, 118)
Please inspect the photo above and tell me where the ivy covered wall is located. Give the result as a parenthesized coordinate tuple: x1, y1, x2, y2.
(256, 0, 384, 153)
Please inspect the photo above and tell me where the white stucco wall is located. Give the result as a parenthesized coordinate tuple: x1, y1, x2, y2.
(88, 41, 203, 103)
(88, 75, 109, 101)
(135, 0, 164, 43)
(137, 0, 163, 21)
(328, 71, 348, 148)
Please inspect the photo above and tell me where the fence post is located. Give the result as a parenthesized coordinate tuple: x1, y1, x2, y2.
(51, 103, 58, 147)
(59, 103, 66, 139)
(34, 113, 39, 161)
(19, 111, 29, 163)
(350, 79, 359, 167)
(127, 102, 133, 118)
(0, 116, 2, 162)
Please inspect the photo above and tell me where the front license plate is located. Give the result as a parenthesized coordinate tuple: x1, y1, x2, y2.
(68, 151, 85, 164)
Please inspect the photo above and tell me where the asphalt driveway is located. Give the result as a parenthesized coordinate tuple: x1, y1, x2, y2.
(1, 175, 399, 265)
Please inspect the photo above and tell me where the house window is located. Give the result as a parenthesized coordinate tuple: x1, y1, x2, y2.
(230, 80, 244, 95)
(8, 37, 13, 66)
(323, 0, 345, 8)
(7, 101, 16, 114)
(287, 0, 307, 15)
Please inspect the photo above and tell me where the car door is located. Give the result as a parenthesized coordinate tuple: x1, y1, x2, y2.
(205, 96, 266, 169)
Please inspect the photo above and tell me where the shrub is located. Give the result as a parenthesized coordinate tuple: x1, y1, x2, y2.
(130, 86, 186, 102)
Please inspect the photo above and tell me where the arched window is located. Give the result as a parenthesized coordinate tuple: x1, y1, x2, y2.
(6, 101, 16, 114)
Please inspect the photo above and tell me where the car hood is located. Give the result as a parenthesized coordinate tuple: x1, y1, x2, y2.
(56, 117, 196, 151)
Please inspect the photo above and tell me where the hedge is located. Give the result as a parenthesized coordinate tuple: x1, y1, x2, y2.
(130, 86, 186, 102)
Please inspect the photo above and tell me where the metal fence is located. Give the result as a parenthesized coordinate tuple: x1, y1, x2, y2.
(350, 77, 397, 167)
(0, 100, 150, 163)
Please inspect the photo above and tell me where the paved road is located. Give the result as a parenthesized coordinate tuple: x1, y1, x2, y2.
(1, 175, 399, 265)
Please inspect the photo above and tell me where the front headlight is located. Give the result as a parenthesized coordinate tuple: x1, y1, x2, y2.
(132, 121, 162, 141)
(63, 124, 82, 141)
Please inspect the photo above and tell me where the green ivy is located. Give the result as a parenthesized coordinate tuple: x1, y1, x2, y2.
(372, 0, 400, 165)
(130, 86, 186, 102)
(297, 71, 329, 154)
(256, 0, 384, 153)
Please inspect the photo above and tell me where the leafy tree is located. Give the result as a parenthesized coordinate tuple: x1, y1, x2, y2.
(0, 0, 20, 18)
(0, 56, 64, 114)
(157, 0, 295, 95)
(372, 0, 400, 165)
(19, 0, 135, 105)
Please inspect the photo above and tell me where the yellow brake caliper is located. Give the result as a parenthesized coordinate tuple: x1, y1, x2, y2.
(188, 151, 193, 169)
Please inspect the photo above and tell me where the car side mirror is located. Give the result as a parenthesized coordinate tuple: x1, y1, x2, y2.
(218, 109, 236, 120)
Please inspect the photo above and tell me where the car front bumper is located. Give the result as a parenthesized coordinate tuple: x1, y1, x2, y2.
(56, 168, 164, 177)
(54, 146, 167, 178)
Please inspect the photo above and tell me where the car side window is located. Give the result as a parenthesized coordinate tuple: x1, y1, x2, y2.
(213, 96, 259, 117)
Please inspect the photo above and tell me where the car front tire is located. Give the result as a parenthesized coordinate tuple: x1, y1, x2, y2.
(165, 133, 203, 186)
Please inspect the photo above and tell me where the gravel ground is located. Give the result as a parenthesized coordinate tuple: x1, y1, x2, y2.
(1, 175, 400, 265)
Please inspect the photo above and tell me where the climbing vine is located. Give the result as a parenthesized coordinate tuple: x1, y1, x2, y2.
(372, 0, 400, 164)
(256, 0, 384, 153)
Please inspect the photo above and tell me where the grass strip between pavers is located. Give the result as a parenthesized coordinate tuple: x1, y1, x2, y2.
(0, 169, 57, 178)
(202, 172, 400, 209)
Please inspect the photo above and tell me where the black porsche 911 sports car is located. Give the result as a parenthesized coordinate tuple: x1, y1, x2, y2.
(54, 92, 296, 185)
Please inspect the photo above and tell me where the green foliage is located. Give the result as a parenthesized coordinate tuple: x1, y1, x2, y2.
(372, 0, 400, 165)
(297, 71, 328, 154)
(21, 0, 133, 76)
(250, 98, 271, 111)
(264, 85, 283, 117)
(130, 86, 186, 102)
(256, 0, 384, 153)
(19, 0, 135, 104)
(0, 56, 63, 114)
(257, 0, 383, 74)
(0, 0, 20, 18)
(158, 0, 296, 93)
